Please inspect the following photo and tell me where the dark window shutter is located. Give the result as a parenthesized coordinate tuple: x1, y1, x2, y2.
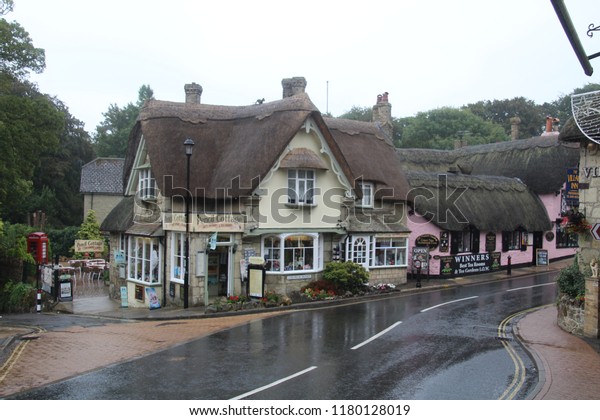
(471, 229, 480, 254)
(502, 232, 509, 252)
(450, 231, 459, 255)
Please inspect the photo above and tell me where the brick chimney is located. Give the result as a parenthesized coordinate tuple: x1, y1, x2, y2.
(510, 116, 521, 140)
(372, 92, 393, 140)
(184, 83, 203, 104)
(282, 77, 307, 98)
(542, 116, 560, 136)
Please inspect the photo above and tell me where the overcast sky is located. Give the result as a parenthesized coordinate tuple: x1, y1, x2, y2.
(8, 0, 600, 133)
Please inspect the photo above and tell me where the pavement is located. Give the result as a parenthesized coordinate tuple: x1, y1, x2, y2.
(1, 257, 599, 399)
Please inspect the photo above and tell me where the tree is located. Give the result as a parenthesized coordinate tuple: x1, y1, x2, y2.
(93, 84, 154, 157)
(398, 107, 507, 149)
(338, 106, 372, 122)
(0, 74, 64, 222)
(464, 97, 547, 139)
(0, 0, 45, 79)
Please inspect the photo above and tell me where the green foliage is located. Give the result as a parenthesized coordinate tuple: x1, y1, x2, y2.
(338, 106, 372, 122)
(322, 261, 369, 294)
(74, 211, 104, 258)
(556, 258, 585, 299)
(0, 7, 45, 79)
(398, 107, 507, 149)
(0, 222, 34, 262)
(93, 84, 153, 157)
(46, 226, 78, 258)
(0, 280, 35, 313)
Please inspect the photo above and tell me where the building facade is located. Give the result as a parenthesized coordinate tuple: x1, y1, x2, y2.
(101, 79, 411, 308)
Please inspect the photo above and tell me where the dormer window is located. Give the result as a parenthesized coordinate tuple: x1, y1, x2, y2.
(287, 169, 315, 205)
(358, 182, 374, 208)
(138, 168, 156, 200)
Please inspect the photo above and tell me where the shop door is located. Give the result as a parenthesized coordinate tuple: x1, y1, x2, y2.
(207, 246, 229, 300)
(531, 232, 543, 264)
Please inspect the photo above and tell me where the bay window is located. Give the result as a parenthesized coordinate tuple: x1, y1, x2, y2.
(262, 233, 321, 272)
(127, 236, 161, 284)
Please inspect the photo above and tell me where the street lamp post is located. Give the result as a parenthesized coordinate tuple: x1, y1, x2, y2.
(184, 138, 194, 309)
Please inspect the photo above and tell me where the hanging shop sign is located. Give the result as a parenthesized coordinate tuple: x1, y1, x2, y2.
(439, 231, 449, 252)
(440, 252, 501, 276)
(415, 234, 439, 250)
(485, 232, 496, 252)
(565, 168, 579, 207)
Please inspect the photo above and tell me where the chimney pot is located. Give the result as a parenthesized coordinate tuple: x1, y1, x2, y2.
(184, 83, 203, 104)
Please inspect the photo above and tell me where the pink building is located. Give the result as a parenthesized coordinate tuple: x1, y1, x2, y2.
(400, 133, 579, 277)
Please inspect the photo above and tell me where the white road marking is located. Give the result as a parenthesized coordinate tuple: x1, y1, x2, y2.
(420, 295, 479, 312)
(506, 282, 555, 292)
(230, 366, 318, 400)
(351, 321, 403, 350)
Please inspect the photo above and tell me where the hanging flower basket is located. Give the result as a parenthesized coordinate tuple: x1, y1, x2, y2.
(561, 210, 591, 234)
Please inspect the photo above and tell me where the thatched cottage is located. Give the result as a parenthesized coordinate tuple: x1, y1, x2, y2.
(401, 130, 579, 276)
(101, 78, 412, 308)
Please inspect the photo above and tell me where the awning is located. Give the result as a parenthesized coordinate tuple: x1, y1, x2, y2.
(244, 227, 346, 237)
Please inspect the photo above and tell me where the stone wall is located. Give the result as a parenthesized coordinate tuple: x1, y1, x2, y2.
(573, 144, 600, 338)
(557, 294, 585, 336)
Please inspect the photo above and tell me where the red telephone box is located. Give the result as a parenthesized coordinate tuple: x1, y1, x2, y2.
(27, 232, 49, 264)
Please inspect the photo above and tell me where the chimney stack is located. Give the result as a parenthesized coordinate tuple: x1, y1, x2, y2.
(184, 83, 203, 104)
(542, 116, 560, 136)
(282, 77, 307, 98)
(510, 116, 521, 140)
(372, 92, 393, 140)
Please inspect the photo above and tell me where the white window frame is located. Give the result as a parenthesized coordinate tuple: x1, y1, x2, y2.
(127, 236, 161, 284)
(358, 182, 374, 208)
(373, 236, 408, 267)
(346, 235, 408, 268)
(138, 168, 157, 200)
(287, 169, 316, 205)
(171, 232, 185, 284)
(262, 233, 322, 273)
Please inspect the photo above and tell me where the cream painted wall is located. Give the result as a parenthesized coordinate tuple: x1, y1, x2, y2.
(257, 128, 349, 229)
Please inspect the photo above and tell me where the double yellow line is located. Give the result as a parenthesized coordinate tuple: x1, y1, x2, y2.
(0, 325, 46, 386)
(497, 305, 549, 400)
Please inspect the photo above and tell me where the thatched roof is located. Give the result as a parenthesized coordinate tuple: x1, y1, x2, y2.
(100, 196, 134, 232)
(559, 117, 586, 143)
(124, 93, 352, 199)
(399, 135, 579, 194)
(279, 148, 328, 169)
(406, 172, 551, 232)
(324, 117, 411, 200)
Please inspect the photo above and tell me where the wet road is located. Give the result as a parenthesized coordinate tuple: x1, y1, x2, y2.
(11, 272, 558, 400)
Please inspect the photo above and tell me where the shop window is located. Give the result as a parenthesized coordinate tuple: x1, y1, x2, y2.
(171, 232, 185, 283)
(287, 169, 315, 205)
(345, 235, 408, 268)
(556, 225, 578, 248)
(374, 237, 408, 267)
(501, 230, 528, 252)
(128, 236, 161, 284)
(262, 233, 320, 273)
(450, 228, 480, 254)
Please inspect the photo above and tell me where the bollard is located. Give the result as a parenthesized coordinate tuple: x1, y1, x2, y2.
(36, 289, 42, 313)
(507, 255, 512, 276)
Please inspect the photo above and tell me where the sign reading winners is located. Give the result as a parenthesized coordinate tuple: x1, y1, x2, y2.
(440, 252, 501, 276)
